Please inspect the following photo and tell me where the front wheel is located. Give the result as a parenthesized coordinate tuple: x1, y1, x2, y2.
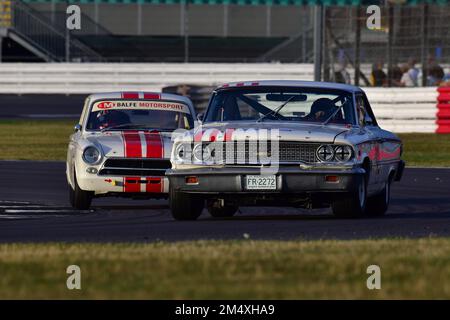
(69, 170, 93, 210)
(169, 186, 204, 220)
(331, 178, 367, 218)
(365, 180, 391, 216)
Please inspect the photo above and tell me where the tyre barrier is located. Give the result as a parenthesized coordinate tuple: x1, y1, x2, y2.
(437, 87, 450, 134)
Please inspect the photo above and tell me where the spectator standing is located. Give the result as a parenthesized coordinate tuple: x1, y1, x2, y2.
(334, 61, 351, 84)
(370, 62, 387, 87)
(426, 56, 445, 86)
(401, 58, 419, 87)
(388, 64, 403, 86)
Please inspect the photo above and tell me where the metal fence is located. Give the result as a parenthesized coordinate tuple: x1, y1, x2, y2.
(321, 3, 450, 87)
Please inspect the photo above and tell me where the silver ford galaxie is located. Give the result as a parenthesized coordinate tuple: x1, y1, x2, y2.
(167, 80, 405, 220)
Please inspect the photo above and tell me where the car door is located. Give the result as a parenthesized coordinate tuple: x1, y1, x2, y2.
(355, 94, 381, 193)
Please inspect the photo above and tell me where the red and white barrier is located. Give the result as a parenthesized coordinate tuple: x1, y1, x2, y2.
(0, 63, 445, 133)
(437, 87, 450, 134)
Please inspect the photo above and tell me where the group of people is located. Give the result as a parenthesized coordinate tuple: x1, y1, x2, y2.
(333, 57, 448, 87)
(370, 57, 448, 87)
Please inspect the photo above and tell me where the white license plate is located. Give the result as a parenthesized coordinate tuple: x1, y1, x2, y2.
(245, 175, 276, 190)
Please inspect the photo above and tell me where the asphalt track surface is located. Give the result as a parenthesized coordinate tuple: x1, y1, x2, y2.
(0, 161, 450, 243)
(0, 95, 85, 119)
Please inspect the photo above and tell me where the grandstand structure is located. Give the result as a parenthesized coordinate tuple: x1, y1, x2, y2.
(1, 0, 449, 67)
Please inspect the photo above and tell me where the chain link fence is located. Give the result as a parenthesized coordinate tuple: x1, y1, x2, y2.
(322, 3, 450, 87)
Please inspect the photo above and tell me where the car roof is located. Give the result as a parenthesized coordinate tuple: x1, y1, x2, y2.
(216, 80, 363, 93)
(87, 91, 194, 106)
(85, 91, 196, 114)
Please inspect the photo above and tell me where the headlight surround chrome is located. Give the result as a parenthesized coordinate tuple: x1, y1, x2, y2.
(316, 145, 335, 162)
(192, 143, 204, 162)
(82, 146, 102, 164)
(316, 144, 354, 163)
(192, 143, 214, 163)
(334, 145, 353, 162)
(174, 143, 191, 161)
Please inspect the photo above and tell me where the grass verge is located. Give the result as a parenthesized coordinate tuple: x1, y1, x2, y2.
(0, 238, 449, 299)
(398, 133, 450, 167)
(0, 119, 74, 161)
(1, 120, 450, 166)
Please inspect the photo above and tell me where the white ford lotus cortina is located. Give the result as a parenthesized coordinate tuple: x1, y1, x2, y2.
(66, 91, 196, 209)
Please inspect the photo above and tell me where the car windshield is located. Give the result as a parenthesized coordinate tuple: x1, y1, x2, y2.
(86, 99, 194, 131)
(204, 86, 356, 125)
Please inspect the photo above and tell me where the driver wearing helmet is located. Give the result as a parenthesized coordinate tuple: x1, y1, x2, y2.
(96, 110, 130, 130)
(306, 98, 338, 122)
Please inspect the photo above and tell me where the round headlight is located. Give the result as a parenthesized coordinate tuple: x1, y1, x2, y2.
(334, 145, 353, 162)
(193, 143, 215, 163)
(202, 145, 214, 162)
(317, 145, 335, 162)
(193, 143, 204, 162)
(82, 146, 101, 164)
(175, 143, 191, 161)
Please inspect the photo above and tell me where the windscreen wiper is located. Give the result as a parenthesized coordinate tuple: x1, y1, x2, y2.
(321, 103, 345, 126)
(257, 95, 296, 122)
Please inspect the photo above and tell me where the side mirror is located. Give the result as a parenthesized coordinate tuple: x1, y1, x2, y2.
(74, 124, 82, 132)
(197, 113, 204, 123)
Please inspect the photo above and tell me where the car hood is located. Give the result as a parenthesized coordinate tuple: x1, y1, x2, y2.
(83, 131, 173, 158)
(194, 121, 350, 143)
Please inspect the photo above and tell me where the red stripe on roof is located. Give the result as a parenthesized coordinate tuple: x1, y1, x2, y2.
(144, 93, 160, 100)
(122, 92, 139, 99)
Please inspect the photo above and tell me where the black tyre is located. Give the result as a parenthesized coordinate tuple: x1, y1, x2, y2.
(169, 185, 204, 220)
(69, 170, 93, 210)
(331, 177, 367, 218)
(207, 200, 238, 218)
(365, 180, 391, 216)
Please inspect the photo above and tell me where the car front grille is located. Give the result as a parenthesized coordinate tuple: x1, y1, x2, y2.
(207, 141, 319, 164)
(99, 158, 171, 176)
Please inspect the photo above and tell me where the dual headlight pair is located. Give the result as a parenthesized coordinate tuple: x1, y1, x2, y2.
(316, 144, 354, 162)
(82, 146, 102, 164)
(175, 143, 214, 163)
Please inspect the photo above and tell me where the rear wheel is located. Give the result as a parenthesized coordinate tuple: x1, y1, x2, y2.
(331, 177, 367, 218)
(69, 170, 93, 210)
(169, 185, 204, 220)
(365, 180, 391, 216)
(207, 200, 238, 218)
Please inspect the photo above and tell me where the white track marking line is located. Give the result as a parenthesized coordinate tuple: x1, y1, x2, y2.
(0, 205, 51, 208)
(0, 200, 31, 204)
(0, 215, 69, 219)
(4, 209, 80, 214)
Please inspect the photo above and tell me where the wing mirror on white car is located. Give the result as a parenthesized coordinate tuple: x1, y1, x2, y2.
(74, 124, 82, 132)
